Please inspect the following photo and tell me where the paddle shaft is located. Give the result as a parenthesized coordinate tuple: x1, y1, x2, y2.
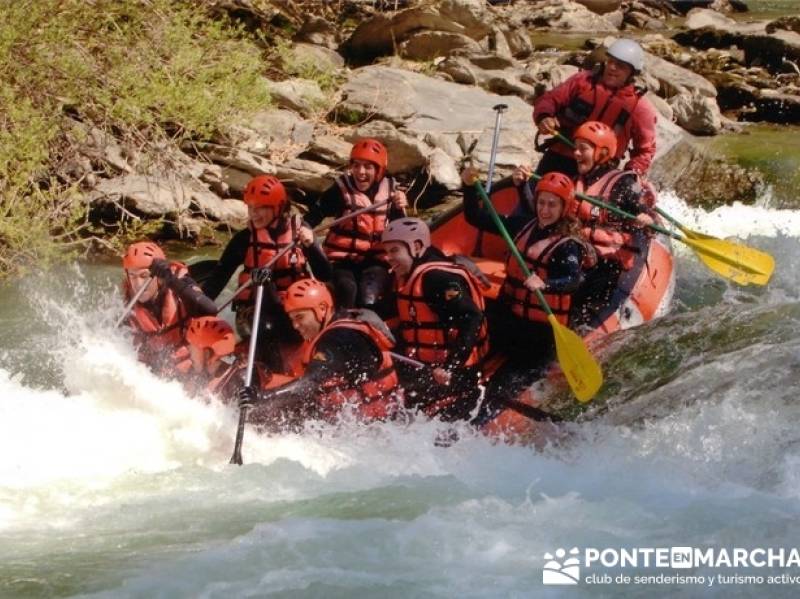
(116, 276, 153, 328)
(474, 181, 554, 315)
(229, 283, 265, 466)
(486, 104, 508, 194)
(217, 200, 392, 313)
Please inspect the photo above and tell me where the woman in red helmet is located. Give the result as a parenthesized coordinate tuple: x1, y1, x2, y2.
(570, 120, 655, 324)
(237, 278, 402, 427)
(200, 174, 332, 373)
(303, 138, 408, 317)
(121, 241, 217, 372)
(461, 168, 593, 417)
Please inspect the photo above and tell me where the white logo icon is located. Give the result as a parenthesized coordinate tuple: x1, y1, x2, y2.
(543, 547, 581, 585)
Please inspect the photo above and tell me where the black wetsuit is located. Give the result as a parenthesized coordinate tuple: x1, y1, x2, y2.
(200, 220, 332, 372)
(463, 180, 587, 421)
(394, 246, 486, 422)
(572, 164, 651, 326)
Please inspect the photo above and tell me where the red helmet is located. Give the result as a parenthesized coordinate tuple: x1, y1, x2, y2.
(573, 121, 617, 165)
(283, 279, 333, 324)
(243, 175, 287, 211)
(122, 241, 165, 270)
(186, 317, 235, 359)
(350, 138, 388, 180)
(535, 172, 576, 216)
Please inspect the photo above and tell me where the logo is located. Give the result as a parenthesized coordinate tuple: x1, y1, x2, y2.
(543, 547, 581, 585)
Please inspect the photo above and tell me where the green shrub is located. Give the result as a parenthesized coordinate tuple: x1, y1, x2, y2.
(0, 0, 272, 276)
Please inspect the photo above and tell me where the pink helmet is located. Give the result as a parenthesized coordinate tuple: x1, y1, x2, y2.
(381, 218, 430, 257)
(122, 241, 165, 270)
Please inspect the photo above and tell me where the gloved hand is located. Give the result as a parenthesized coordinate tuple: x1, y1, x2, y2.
(250, 266, 272, 286)
(149, 259, 173, 281)
(237, 385, 259, 409)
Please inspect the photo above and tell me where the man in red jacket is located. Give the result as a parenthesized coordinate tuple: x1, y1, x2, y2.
(533, 38, 657, 178)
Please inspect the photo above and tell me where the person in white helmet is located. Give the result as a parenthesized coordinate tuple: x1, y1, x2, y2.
(533, 38, 657, 178)
(381, 218, 490, 422)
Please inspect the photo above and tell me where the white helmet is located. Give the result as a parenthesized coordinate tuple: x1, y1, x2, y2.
(607, 38, 644, 73)
(381, 218, 430, 257)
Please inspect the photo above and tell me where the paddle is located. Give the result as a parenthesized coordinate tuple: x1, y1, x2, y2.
(540, 133, 775, 286)
(531, 171, 775, 287)
(115, 277, 152, 328)
(653, 206, 774, 286)
(473, 180, 603, 403)
(229, 282, 266, 466)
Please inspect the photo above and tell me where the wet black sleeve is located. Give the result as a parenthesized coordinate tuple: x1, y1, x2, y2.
(200, 229, 250, 300)
(255, 327, 381, 406)
(304, 184, 345, 228)
(301, 236, 333, 282)
(462, 179, 531, 238)
(543, 239, 586, 294)
(610, 174, 648, 218)
(169, 274, 217, 317)
(420, 269, 484, 369)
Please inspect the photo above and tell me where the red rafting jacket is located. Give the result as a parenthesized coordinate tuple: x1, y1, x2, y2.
(533, 70, 658, 175)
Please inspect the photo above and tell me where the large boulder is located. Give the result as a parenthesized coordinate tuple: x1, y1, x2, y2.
(342, 0, 491, 63)
(668, 91, 724, 135)
(575, 0, 621, 14)
(268, 78, 327, 117)
(526, 0, 620, 32)
(336, 65, 538, 174)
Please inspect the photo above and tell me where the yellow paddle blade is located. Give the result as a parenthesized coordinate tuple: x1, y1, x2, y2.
(548, 315, 603, 403)
(680, 235, 775, 286)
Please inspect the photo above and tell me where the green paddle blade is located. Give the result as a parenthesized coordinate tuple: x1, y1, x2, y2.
(680, 235, 775, 286)
(549, 315, 603, 403)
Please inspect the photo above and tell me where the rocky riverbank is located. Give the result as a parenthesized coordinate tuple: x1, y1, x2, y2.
(4, 0, 798, 269)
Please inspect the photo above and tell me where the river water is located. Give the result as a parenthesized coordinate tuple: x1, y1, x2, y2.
(1, 190, 798, 598)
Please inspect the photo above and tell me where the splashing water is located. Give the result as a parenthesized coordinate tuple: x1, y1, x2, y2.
(1, 199, 800, 598)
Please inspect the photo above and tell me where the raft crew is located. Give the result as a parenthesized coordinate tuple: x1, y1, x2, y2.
(122, 241, 216, 373)
(382, 218, 489, 422)
(304, 138, 408, 317)
(570, 120, 656, 324)
(200, 174, 332, 373)
(462, 168, 592, 416)
(237, 278, 402, 426)
(533, 38, 657, 177)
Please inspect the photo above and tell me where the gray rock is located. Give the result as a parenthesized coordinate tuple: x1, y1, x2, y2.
(685, 7, 737, 30)
(187, 142, 275, 175)
(427, 147, 462, 190)
(290, 43, 345, 71)
(668, 91, 724, 135)
(268, 78, 327, 117)
(294, 16, 339, 49)
(274, 158, 337, 194)
(301, 135, 352, 167)
(575, 0, 622, 14)
(89, 175, 189, 217)
(528, 0, 620, 32)
(230, 109, 314, 155)
(399, 31, 483, 60)
(336, 66, 537, 174)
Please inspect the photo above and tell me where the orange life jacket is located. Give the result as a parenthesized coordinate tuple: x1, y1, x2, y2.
(502, 223, 580, 325)
(573, 169, 652, 270)
(237, 216, 308, 301)
(395, 261, 489, 367)
(125, 262, 189, 355)
(323, 175, 391, 263)
(302, 317, 400, 421)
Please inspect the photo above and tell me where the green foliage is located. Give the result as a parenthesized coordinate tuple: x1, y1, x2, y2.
(0, 0, 272, 277)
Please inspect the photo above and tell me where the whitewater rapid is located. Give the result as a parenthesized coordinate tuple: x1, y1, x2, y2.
(1, 196, 799, 598)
